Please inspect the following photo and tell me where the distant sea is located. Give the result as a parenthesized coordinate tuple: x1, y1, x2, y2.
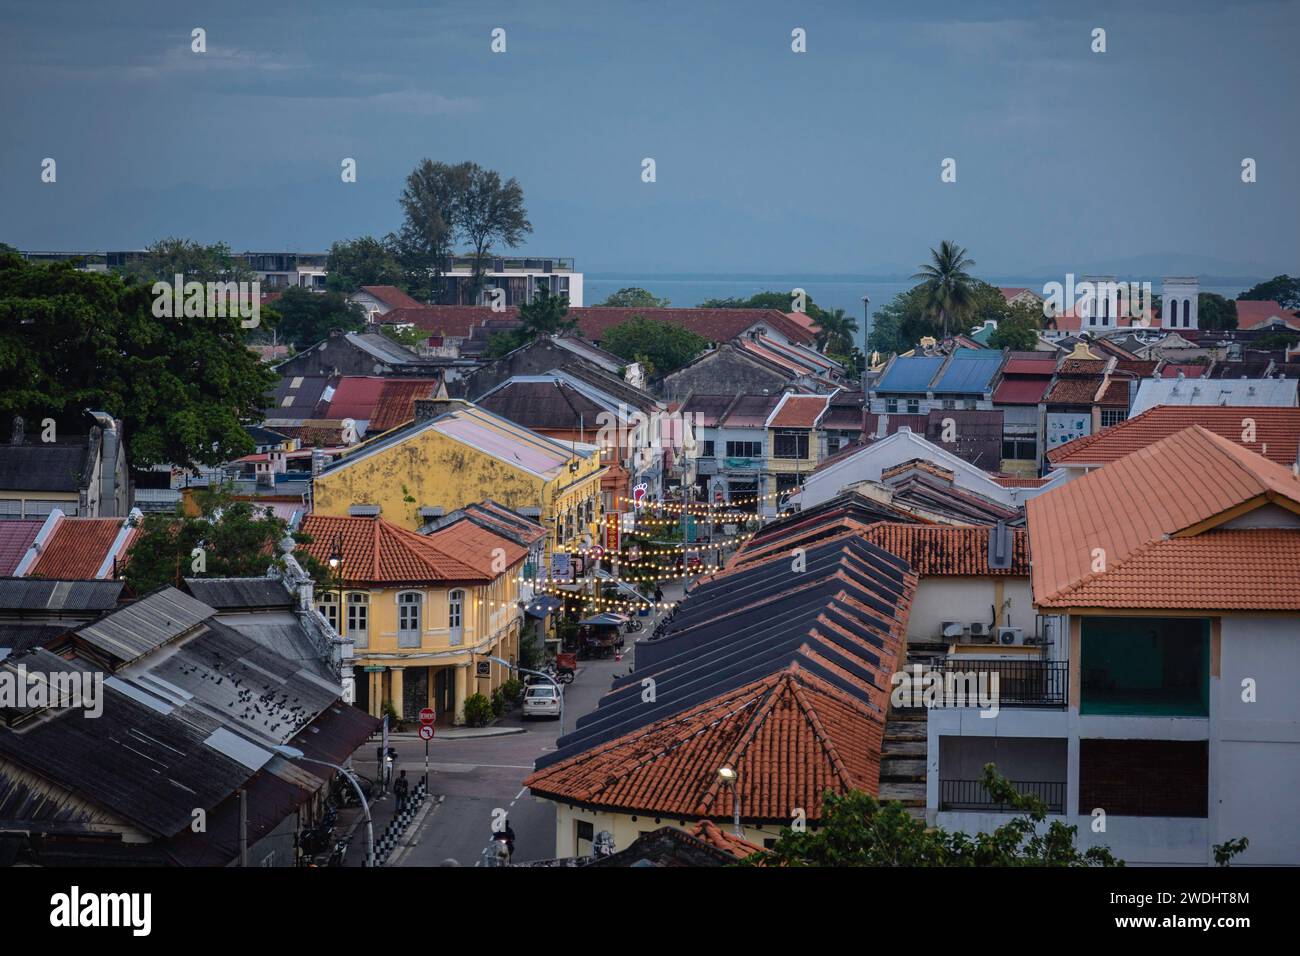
(584, 274, 1257, 342)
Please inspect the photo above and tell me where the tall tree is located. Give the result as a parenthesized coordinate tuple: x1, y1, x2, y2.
(1239, 275, 1300, 310)
(270, 287, 366, 350)
(124, 237, 254, 284)
(815, 307, 860, 358)
(456, 163, 532, 304)
(395, 160, 465, 303)
(867, 286, 942, 355)
(599, 287, 671, 308)
(0, 252, 275, 469)
(988, 304, 1043, 350)
(601, 317, 707, 379)
(1197, 293, 1238, 331)
(325, 236, 407, 294)
(912, 240, 978, 338)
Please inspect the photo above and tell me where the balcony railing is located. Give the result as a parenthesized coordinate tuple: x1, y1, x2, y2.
(940, 778, 1066, 814)
(933, 658, 1068, 708)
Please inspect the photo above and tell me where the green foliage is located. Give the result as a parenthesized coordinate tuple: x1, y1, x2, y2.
(1213, 836, 1249, 866)
(0, 252, 276, 469)
(989, 304, 1044, 350)
(122, 237, 254, 284)
(269, 287, 366, 351)
(601, 316, 708, 379)
(325, 236, 407, 293)
(600, 287, 670, 308)
(744, 764, 1122, 867)
(123, 485, 299, 593)
(519, 632, 542, 670)
(457, 163, 532, 302)
(1239, 274, 1300, 310)
(1256, 330, 1300, 348)
(1197, 292, 1238, 331)
(381, 700, 399, 723)
(490, 686, 507, 717)
(502, 677, 523, 703)
(912, 240, 978, 339)
(380, 323, 429, 350)
(463, 693, 493, 727)
(815, 307, 860, 361)
(699, 290, 828, 328)
(867, 286, 941, 355)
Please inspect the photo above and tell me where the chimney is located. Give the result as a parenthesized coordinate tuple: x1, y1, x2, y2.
(88, 411, 122, 517)
(988, 520, 1012, 570)
(413, 397, 466, 422)
(10, 415, 24, 445)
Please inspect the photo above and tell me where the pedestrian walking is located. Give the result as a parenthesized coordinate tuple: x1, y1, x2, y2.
(394, 769, 409, 810)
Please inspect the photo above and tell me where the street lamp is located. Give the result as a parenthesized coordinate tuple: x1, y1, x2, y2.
(484, 654, 564, 736)
(273, 745, 375, 868)
(717, 765, 742, 838)
(327, 532, 344, 634)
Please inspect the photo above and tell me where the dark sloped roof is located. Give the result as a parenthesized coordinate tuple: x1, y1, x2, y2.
(183, 577, 293, 611)
(73, 587, 214, 667)
(0, 578, 124, 612)
(477, 380, 607, 430)
(0, 443, 89, 492)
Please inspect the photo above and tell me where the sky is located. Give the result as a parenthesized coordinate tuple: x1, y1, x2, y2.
(2, 0, 1297, 278)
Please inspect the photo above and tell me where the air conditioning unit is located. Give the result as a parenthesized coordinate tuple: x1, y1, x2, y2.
(941, 621, 964, 639)
(969, 622, 989, 638)
(997, 627, 1025, 646)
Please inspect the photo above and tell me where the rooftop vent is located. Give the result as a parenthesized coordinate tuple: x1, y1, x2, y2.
(348, 504, 381, 517)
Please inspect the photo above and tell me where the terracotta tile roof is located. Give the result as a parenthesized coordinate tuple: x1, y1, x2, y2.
(383, 306, 494, 338)
(0, 520, 42, 576)
(689, 820, 763, 859)
(1048, 406, 1300, 468)
(991, 475, 1053, 488)
(424, 517, 527, 575)
(992, 378, 1050, 404)
(768, 394, 830, 429)
(1036, 529, 1300, 610)
(525, 665, 883, 822)
(1028, 425, 1300, 608)
(1097, 380, 1131, 406)
(1115, 359, 1159, 377)
(861, 523, 1030, 576)
(1236, 299, 1300, 331)
(298, 514, 489, 584)
(27, 518, 134, 580)
(1044, 377, 1104, 405)
(359, 285, 424, 311)
(1002, 358, 1057, 375)
(574, 307, 817, 347)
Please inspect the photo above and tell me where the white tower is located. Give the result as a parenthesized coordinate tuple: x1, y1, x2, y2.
(1162, 277, 1199, 331)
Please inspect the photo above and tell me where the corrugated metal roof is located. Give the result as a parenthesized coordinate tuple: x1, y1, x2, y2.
(0, 578, 124, 612)
(74, 587, 214, 666)
(183, 577, 293, 610)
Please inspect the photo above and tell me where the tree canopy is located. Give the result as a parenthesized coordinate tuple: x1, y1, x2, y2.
(600, 317, 708, 379)
(325, 236, 407, 293)
(912, 240, 978, 339)
(0, 252, 275, 469)
(484, 289, 577, 357)
(988, 303, 1044, 350)
(122, 237, 254, 284)
(1197, 292, 1238, 331)
(124, 485, 321, 593)
(742, 765, 1121, 867)
(1239, 274, 1300, 310)
(699, 290, 828, 327)
(268, 287, 366, 350)
(599, 287, 671, 308)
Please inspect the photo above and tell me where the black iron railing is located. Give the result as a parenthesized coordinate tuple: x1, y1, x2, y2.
(940, 778, 1066, 813)
(932, 659, 1069, 708)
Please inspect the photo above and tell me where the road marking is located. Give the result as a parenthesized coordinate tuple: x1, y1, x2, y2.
(514, 787, 527, 801)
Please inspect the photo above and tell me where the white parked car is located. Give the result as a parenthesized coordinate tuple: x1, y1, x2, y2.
(522, 683, 562, 719)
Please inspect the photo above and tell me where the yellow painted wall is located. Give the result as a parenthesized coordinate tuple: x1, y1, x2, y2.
(765, 430, 818, 474)
(551, 802, 773, 859)
(312, 425, 603, 557)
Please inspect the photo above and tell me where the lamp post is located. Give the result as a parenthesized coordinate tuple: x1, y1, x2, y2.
(484, 654, 564, 736)
(717, 765, 742, 837)
(273, 745, 375, 868)
(327, 533, 344, 633)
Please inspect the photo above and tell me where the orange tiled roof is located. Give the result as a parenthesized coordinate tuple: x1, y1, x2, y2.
(991, 475, 1053, 488)
(769, 395, 830, 429)
(690, 820, 763, 859)
(369, 378, 441, 433)
(424, 518, 527, 576)
(1048, 406, 1300, 468)
(298, 514, 489, 584)
(862, 523, 1030, 576)
(1037, 529, 1300, 610)
(1028, 425, 1300, 608)
(27, 518, 134, 579)
(524, 665, 883, 821)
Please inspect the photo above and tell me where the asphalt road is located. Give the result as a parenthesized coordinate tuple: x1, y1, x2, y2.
(388, 632, 645, 866)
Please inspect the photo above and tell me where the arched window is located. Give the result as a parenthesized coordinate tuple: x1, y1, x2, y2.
(316, 591, 339, 630)
(397, 592, 422, 647)
(1184, 298, 1191, 327)
(347, 592, 369, 646)
(448, 589, 465, 645)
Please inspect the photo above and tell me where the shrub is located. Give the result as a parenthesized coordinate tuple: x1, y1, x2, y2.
(502, 677, 523, 704)
(490, 687, 506, 717)
(463, 693, 493, 727)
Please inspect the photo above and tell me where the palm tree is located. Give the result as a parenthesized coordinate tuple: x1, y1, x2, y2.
(815, 307, 860, 357)
(912, 240, 977, 339)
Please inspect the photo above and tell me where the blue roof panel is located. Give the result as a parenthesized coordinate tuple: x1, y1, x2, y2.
(933, 354, 1002, 394)
(876, 356, 945, 393)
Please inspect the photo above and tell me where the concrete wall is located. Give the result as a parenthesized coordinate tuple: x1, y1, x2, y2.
(906, 577, 1032, 644)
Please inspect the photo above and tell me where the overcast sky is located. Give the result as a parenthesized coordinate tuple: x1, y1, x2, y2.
(2, 0, 1297, 277)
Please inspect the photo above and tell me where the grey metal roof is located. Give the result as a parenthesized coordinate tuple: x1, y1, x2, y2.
(0, 443, 89, 492)
(73, 587, 214, 666)
(183, 577, 293, 611)
(347, 331, 438, 366)
(0, 578, 124, 613)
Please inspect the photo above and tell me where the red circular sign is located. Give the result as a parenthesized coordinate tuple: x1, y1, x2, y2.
(418, 708, 436, 726)
(418, 725, 435, 740)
